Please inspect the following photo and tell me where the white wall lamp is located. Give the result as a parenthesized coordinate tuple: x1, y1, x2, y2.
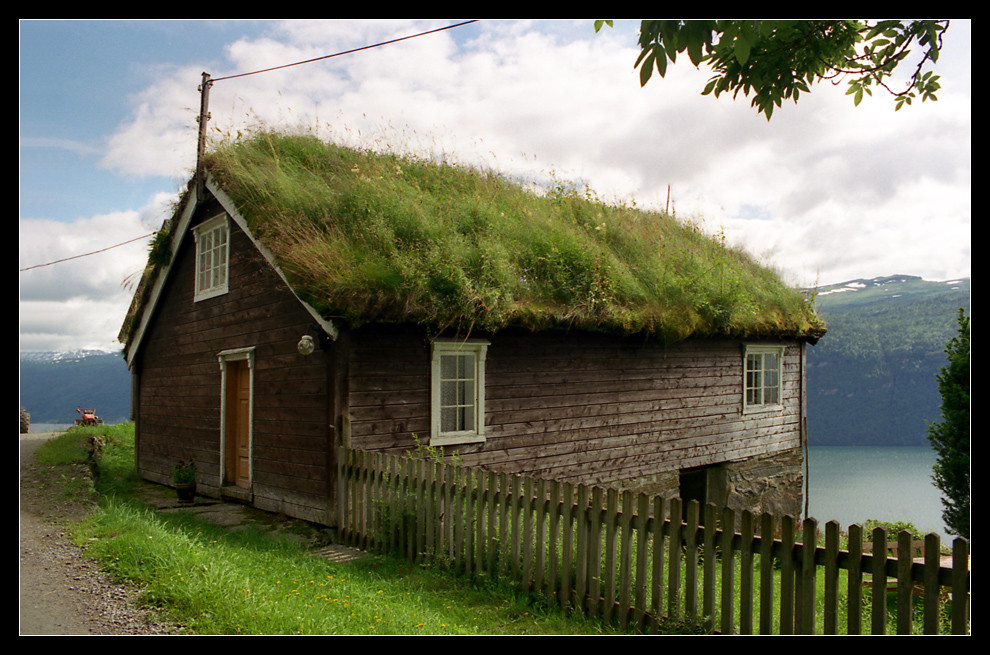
(297, 334, 317, 356)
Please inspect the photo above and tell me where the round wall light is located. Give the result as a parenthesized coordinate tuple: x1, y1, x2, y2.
(297, 335, 316, 356)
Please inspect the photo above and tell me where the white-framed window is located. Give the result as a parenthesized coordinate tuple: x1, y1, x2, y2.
(743, 344, 785, 412)
(193, 213, 229, 301)
(431, 340, 489, 446)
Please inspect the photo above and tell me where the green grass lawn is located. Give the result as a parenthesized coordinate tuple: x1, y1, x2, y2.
(35, 425, 632, 635)
(33, 425, 957, 635)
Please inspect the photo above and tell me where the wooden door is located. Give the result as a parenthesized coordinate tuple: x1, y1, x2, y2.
(224, 359, 251, 488)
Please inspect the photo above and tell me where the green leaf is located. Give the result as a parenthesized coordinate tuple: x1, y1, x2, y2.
(653, 44, 668, 77)
(639, 51, 655, 86)
(686, 35, 704, 66)
(734, 34, 752, 66)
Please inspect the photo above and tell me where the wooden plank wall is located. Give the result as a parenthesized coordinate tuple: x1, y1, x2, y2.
(346, 326, 803, 490)
(134, 201, 332, 523)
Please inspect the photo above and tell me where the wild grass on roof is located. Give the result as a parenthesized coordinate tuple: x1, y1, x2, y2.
(202, 132, 824, 342)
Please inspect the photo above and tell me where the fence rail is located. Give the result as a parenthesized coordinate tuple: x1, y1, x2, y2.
(336, 447, 970, 635)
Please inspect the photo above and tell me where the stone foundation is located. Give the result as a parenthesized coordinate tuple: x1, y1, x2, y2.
(613, 447, 805, 524)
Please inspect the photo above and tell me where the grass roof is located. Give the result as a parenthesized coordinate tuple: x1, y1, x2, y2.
(193, 131, 823, 343)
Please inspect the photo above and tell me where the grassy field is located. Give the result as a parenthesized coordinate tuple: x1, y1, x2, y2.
(35, 425, 665, 635)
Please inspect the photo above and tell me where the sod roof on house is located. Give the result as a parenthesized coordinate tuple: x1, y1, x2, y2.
(129, 132, 826, 344)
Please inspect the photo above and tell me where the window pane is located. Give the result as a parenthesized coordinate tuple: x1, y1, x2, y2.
(441, 379, 456, 406)
(459, 406, 473, 430)
(460, 380, 474, 404)
(441, 354, 456, 379)
(441, 407, 457, 432)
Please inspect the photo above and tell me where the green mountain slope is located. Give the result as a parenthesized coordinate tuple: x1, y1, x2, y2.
(805, 275, 970, 446)
(18, 351, 131, 427)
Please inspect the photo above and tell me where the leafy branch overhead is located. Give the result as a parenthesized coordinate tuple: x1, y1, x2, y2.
(595, 19, 949, 119)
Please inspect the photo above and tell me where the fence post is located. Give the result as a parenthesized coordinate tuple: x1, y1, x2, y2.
(649, 495, 666, 629)
(799, 518, 817, 634)
(498, 472, 510, 577)
(738, 510, 754, 635)
(523, 476, 534, 593)
(560, 481, 575, 612)
(779, 515, 795, 634)
(823, 520, 840, 634)
(548, 480, 561, 601)
(759, 512, 774, 634)
(603, 488, 618, 622)
(575, 484, 589, 612)
(667, 497, 683, 622)
(702, 503, 716, 632)
(475, 469, 488, 581)
(535, 478, 547, 594)
(950, 537, 970, 634)
(684, 500, 699, 622)
(634, 492, 650, 632)
(896, 529, 914, 634)
(618, 490, 634, 631)
(720, 505, 736, 635)
(870, 526, 888, 635)
(922, 532, 941, 634)
(846, 523, 863, 635)
(588, 486, 603, 619)
(485, 470, 498, 575)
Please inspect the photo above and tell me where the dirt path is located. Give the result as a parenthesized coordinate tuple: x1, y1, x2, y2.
(19, 433, 181, 635)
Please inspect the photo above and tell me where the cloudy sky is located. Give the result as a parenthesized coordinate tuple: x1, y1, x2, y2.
(19, 19, 971, 353)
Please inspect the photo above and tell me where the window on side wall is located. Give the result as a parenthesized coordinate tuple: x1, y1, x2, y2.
(193, 213, 229, 302)
(743, 344, 785, 412)
(430, 340, 489, 446)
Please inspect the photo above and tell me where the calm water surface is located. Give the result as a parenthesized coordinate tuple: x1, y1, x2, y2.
(806, 446, 953, 542)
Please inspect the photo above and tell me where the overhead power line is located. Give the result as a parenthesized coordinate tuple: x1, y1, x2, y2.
(19, 233, 155, 272)
(211, 20, 479, 83)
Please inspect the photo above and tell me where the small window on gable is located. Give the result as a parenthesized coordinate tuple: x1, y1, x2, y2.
(193, 214, 229, 301)
(744, 344, 784, 412)
(431, 340, 489, 446)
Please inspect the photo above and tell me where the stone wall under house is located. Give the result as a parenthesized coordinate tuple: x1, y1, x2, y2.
(612, 446, 805, 525)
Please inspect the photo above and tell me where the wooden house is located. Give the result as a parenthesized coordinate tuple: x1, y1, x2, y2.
(119, 133, 825, 526)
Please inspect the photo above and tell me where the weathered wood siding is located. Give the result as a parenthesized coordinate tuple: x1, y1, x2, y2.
(133, 200, 332, 523)
(345, 325, 804, 496)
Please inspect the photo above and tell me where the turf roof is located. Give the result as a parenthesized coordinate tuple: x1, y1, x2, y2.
(150, 132, 825, 343)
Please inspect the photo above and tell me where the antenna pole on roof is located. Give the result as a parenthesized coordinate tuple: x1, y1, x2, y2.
(196, 72, 213, 198)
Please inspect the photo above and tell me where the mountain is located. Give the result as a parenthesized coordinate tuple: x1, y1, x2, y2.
(19, 349, 131, 427)
(805, 275, 970, 447)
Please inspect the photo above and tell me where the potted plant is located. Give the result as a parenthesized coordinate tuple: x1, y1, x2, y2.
(172, 459, 197, 502)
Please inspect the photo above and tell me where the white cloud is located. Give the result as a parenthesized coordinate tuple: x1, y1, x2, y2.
(19, 193, 176, 351)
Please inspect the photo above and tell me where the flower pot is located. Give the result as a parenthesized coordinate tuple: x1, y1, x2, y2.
(176, 482, 196, 503)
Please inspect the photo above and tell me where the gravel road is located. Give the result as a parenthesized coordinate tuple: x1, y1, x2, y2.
(19, 432, 181, 636)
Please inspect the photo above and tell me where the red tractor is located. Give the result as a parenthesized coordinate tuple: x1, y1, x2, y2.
(74, 407, 104, 427)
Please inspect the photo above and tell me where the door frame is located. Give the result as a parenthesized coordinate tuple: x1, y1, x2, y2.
(218, 346, 255, 495)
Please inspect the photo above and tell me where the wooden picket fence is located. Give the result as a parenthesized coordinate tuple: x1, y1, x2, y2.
(335, 447, 970, 635)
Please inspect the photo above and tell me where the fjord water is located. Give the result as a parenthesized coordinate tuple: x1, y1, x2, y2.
(805, 446, 952, 543)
